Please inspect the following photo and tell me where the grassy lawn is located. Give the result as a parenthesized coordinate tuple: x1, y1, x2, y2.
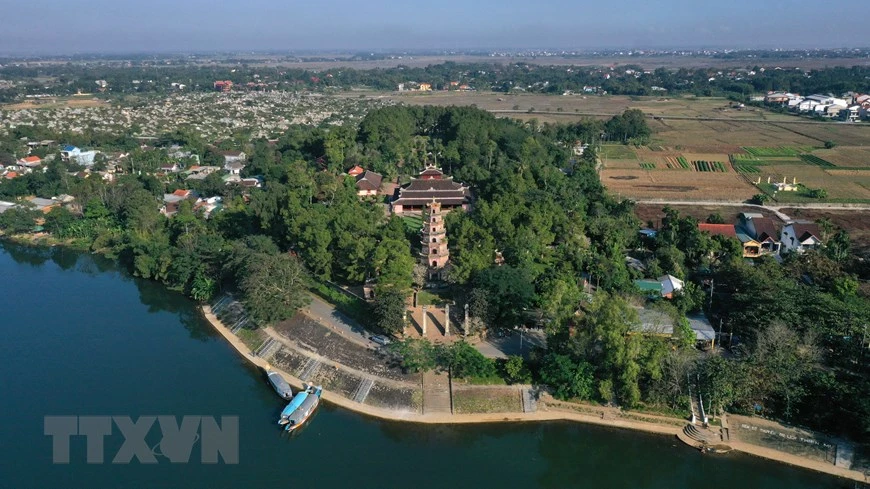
(460, 374, 507, 386)
(236, 328, 267, 351)
(452, 388, 521, 414)
(600, 144, 639, 159)
(416, 288, 454, 306)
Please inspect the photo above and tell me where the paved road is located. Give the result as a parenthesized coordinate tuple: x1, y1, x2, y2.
(634, 200, 870, 223)
(476, 329, 547, 359)
(303, 293, 379, 349)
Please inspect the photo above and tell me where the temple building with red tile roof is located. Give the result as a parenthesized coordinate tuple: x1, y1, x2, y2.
(390, 164, 470, 214)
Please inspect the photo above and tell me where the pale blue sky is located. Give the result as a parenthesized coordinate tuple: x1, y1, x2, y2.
(0, 0, 865, 54)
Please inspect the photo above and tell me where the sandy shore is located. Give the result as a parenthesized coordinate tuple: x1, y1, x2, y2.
(201, 305, 867, 483)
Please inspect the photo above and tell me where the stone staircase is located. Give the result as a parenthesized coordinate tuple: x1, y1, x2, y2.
(422, 371, 452, 415)
(682, 423, 721, 446)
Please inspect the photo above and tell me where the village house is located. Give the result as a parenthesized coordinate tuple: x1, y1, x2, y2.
(224, 161, 246, 175)
(214, 80, 233, 92)
(27, 197, 60, 214)
(796, 94, 848, 116)
(354, 170, 383, 197)
(737, 213, 781, 256)
(635, 307, 717, 350)
(390, 164, 471, 214)
(238, 177, 263, 189)
(764, 91, 801, 105)
(159, 162, 180, 173)
(780, 221, 823, 253)
(634, 274, 684, 299)
(347, 165, 365, 177)
(161, 189, 199, 217)
(841, 105, 861, 122)
(184, 165, 221, 181)
(698, 222, 761, 258)
(18, 155, 42, 168)
(220, 150, 247, 165)
(61, 145, 98, 166)
(193, 196, 223, 219)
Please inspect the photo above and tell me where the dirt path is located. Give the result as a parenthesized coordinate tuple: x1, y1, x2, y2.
(634, 199, 870, 222)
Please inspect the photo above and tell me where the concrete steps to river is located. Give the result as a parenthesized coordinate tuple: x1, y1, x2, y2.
(423, 371, 452, 415)
(352, 378, 375, 404)
(682, 423, 721, 445)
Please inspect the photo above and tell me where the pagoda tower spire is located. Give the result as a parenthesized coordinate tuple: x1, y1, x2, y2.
(421, 198, 449, 280)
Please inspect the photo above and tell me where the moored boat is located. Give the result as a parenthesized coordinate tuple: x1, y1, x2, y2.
(278, 388, 310, 425)
(267, 370, 293, 400)
(283, 385, 323, 432)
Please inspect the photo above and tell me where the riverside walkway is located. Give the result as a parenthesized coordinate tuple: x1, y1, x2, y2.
(201, 302, 868, 484)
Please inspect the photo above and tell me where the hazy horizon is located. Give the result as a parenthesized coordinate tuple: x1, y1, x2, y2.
(0, 0, 866, 55)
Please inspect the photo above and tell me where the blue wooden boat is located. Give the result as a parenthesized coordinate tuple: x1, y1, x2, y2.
(278, 388, 310, 425)
(283, 385, 323, 432)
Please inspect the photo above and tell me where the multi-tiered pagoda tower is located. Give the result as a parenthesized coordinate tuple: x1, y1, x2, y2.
(421, 199, 449, 280)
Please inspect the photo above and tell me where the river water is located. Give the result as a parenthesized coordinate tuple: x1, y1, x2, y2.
(0, 243, 850, 488)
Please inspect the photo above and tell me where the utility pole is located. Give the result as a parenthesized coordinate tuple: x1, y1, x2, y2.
(708, 278, 714, 309)
(717, 319, 723, 352)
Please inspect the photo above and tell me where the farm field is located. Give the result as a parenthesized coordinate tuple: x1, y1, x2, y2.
(369, 90, 870, 151)
(647, 118, 822, 151)
(768, 123, 870, 147)
(377, 93, 792, 120)
(749, 164, 870, 201)
(811, 146, 870, 168)
(601, 141, 870, 202)
(600, 169, 757, 200)
(599, 144, 638, 159)
(601, 159, 645, 169)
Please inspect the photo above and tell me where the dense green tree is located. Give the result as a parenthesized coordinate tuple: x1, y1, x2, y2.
(240, 252, 310, 325)
(389, 338, 438, 373)
(372, 288, 407, 335)
(0, 207, 41, 234)
(540, 352, 595, 400)
(438, 341, 496, 379)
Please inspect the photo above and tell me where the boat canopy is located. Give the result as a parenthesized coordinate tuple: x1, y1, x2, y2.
(287, 396, 319, 425)
(280, 391, 309, 418)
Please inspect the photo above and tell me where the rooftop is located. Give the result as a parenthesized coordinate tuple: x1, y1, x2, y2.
(698, 223, 737, 238)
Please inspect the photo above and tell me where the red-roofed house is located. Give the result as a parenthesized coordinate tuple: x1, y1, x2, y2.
(698, 223, 737, 238)
(699, 222, 762, 258)
(347, 165, 365, 177)
(18, 156, 42, 168)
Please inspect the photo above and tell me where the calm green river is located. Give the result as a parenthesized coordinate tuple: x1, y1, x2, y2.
(0, 243, 852, 488)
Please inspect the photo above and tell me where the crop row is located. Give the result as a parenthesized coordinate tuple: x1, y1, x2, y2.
(693, 160, 728, 172)
(799, 154, 835, 168)
(742, 146, 807, 157)
(734, 163, 761, 174)
(639, 162, 656, 169)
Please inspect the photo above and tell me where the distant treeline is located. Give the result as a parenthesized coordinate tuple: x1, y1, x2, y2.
(3, 62, 870, 102)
